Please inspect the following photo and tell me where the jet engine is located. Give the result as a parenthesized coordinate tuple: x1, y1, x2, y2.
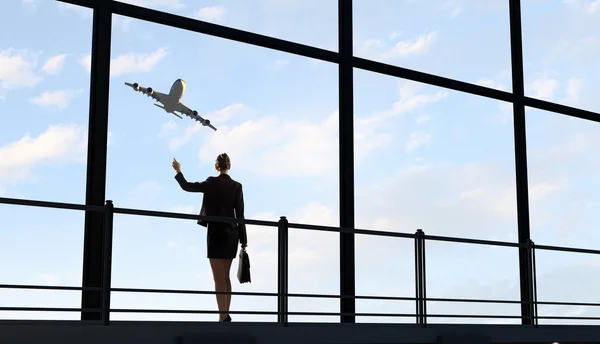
(202, 119, 210, 126)
(191, 110, 198, 116)
(146, 87, 153, 95)
(132, 83, 139, 90)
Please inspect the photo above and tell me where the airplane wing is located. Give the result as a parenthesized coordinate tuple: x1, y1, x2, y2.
(174, 102, 217, 131)
(124, 82, 166, 104)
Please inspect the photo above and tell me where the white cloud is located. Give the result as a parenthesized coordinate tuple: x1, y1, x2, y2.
(158, 119, 179, 138)
(0, 49, 42, 89)
(120, 0, 185, 9)
(564, 0, 600, 13)
(159, 81, 446, 177)
(135, 181, 164, 193)
(78, 48, 168, 77)
(57, 2, 92, 19)
(21, 0, 38, 9)
(357, 31, 439, 62)
(590, 0, 600, 13)
(405, 131, 432, 152)
(39, 273, 59, 285)
(193, 6, 225, 22)
(29, 89, 82, 109)
(77, 55, 91, 73)
(416, 114, 431, 125)
(272, 59, 290, 70)
(0, 124, 88, 184)
(41, 54, 67, 75)
(197, 111, 339, 177)
(562, 77, 584, 104)
(167, 204, 197, 214)
(527, 76, 559, 101)
(357, 81, 448, 127)
(167, 103, 245, 151)
(167, 240, 177, 248)
(475, 78, 507, 91)
(390, 31, 438, 57)
(355, 162, 519, 240)
(529, 180, 567, 201)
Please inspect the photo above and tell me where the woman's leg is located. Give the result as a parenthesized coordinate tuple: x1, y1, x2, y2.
(209, 258, 230, 321)
(222, 258, 234, 313)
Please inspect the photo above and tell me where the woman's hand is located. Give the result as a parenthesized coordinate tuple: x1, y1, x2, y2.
(172, 158, 181, 173)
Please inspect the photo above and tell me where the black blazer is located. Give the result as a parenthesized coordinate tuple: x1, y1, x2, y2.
(174, 171, 247, 246)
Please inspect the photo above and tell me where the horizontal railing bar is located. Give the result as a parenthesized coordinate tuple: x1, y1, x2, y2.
(0, 284, 102, 292)
(4, 196, 600, 261)
(112, 207, 279, 227)
(0, 307, 101, 312)
(421, 233, 521, 248)
(102, 309, 529, 318)
(0, 308, 537, 320)
(532, 244, 600, 256)
(4, 283, 600, 309)
(0, 197, 103, 212)
(4, 306, 599, 321)
(109, 287, 521, 305)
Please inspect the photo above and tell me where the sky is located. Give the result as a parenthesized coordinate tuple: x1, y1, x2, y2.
(1, 0, 600, 325)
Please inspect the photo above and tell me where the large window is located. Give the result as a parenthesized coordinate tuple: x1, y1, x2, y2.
(526, 107, 600, 324)
(2, 0, 600, 326)
(353, 69, 519, 323)
(105, 15, 340, 322)
(0, 1, 93, 320)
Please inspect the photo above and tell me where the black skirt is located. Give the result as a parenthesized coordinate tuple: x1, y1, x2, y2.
(206, 222, 239, 259)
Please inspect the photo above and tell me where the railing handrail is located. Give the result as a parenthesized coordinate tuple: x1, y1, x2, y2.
(2, 195, 600, 255)
(0, 196, 597, 325)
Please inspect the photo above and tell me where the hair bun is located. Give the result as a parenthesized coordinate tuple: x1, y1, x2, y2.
(215, 153, 231, 171)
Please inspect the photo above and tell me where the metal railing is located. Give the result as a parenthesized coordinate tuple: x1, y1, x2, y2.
(2, 196, 600, 326)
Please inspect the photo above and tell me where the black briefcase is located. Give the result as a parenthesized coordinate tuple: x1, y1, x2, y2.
(237, 247, 251, 284)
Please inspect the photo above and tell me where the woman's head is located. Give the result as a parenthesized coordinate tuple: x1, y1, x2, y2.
(215, 153, 231, 172)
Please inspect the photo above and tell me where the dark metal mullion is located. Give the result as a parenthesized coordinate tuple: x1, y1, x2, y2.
(81, 5, 112, 321)
(58, 0, 340, 63)
(338, 0, 356, 324)
(59, 0, 600, 124)
(509, 0, 534, 326)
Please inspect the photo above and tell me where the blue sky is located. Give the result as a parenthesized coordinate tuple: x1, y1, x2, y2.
(1, 0, 600, 324)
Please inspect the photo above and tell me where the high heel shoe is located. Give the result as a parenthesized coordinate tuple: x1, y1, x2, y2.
(223, 315, 231, 322)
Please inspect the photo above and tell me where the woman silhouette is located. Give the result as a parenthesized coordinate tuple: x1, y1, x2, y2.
(172, 153, 248, 322)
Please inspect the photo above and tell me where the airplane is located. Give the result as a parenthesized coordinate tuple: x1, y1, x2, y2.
(124, 79, 217, 131)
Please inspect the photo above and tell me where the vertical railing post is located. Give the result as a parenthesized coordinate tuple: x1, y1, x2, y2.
(102, 200, 114, 326)
(414, 229, 427, 326)
(529, 240, 538, 327)
(421, 230, 427, 326)
(414, 230, 421, 324)
(277, 216, 289, 325)
(414, 229, 425, 325)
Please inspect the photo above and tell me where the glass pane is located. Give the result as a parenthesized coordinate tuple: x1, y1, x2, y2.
(0, 1, 92, 204)
(426, 242, 520, 324)
(522, 0, 600, 114)
(0, 205, 84, 320)
(535, 249, 600, 325)
(354, 68, 518, 323)
(527, 107, 600, 250)
(107, 0, 337, 52)
(353, 0, 511, 89)
(106, 15, 340, 322)
(110, 215, 278, 322)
